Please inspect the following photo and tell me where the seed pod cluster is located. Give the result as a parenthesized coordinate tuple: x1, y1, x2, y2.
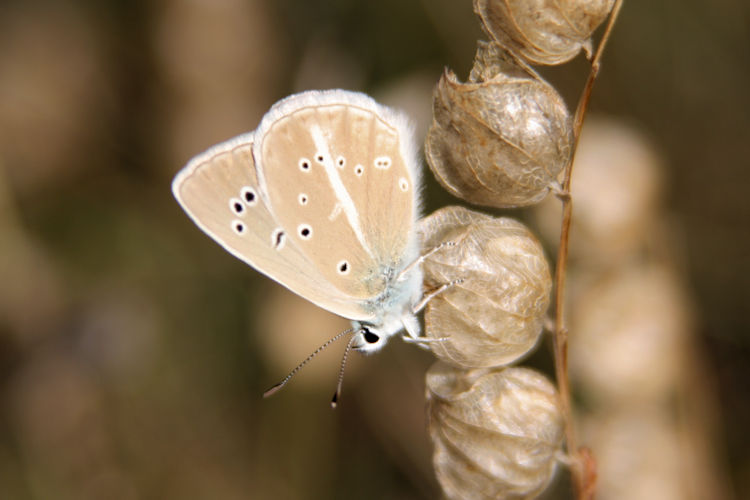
(474, 0, 616, 65)
(422, 3, 617, 499)
(419, 206, 551, 368)
(425, 42, 572, 208)
(427, 362, 564, 500)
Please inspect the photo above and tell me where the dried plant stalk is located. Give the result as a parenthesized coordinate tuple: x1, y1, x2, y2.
(551, 2, 624, 498)
(533, 117, 664, 264)
(419, 206, 551, 368)
(427, 362, 564, 500)
(425, 54, 572, 208)
(474, 0, 615, 65)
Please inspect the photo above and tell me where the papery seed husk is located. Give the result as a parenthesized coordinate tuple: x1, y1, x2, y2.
(468, 40, 532, 83)
(427, 362, 564, 499)
(474, 0, 615, 65)
(426, 68, 571, 208)
(420, 206, 551, 368)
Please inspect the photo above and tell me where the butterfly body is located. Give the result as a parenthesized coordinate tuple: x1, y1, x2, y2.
(350, 261, 422, 352)
(172, 90, 423, 354)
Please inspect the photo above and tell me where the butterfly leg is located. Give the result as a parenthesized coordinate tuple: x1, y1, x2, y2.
(401, 335, 448, 350)
(401, 314, 421, 341)
(396, 239, 460, 282)
(411, 279, 464, 314)
(400, 279, 463, 349)
(398, 239, 466, 349)
(399, 312, 444, 350)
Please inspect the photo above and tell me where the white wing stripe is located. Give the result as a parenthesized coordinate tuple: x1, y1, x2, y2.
(310, 125, 373, 257)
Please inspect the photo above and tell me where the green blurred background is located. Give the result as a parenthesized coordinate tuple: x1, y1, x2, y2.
(0, 0, 748, 499)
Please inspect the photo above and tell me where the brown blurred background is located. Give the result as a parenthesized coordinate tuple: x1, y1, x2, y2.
(0, 0, 747, 499)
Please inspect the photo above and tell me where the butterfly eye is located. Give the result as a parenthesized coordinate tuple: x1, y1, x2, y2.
(354, 165, 364, 176)
(362, 329, 380, 344)
(336, 156, 346, 168)
(241, 187, 257, 206)
(299, 158, 311, 172)
(315, 153, 325, 163)
(399, 177, 409, 192)
(298, 193, 308, 205)
(229, 198, 245, 215)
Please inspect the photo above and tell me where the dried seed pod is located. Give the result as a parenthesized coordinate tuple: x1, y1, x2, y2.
(420, 206, 551, 367)
(474, 0, 616, 65)
(427, 362, 564, 500)
(425, 65, 572, 208)
(468, 40, 530, 83)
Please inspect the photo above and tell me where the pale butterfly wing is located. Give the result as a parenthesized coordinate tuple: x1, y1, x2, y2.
(253, 90, 421, 311)
(172, 132, 375, 321)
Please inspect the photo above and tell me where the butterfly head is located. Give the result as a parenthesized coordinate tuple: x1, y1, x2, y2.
(351, 306, 420, 355)
(351, 325, 386, 353)
(351, 303, 406, 352)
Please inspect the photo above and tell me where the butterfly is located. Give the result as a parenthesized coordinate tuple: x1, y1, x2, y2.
(172, 90, 425, 358)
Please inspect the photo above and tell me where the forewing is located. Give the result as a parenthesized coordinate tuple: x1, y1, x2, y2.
(254, 91, 420, 302)
(172, 133, 373, 321)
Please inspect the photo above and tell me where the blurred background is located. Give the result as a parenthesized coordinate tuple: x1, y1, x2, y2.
(0, 0, 747, 499)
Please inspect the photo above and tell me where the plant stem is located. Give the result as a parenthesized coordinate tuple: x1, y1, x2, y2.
(553, 1, 623, 498)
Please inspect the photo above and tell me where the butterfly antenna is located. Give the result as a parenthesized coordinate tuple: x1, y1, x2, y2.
(263, 327, 356, 398)
(331, 332, 360, 409)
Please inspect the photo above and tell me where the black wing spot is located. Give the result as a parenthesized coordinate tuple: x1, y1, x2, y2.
(242, 187, 257, 205)
(272, 229, 286, 249)
(298, 224, 313, 240)
(233, 221, 245, 234)
(229, 197, 245, 215)
(374, 156, 392, 169)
